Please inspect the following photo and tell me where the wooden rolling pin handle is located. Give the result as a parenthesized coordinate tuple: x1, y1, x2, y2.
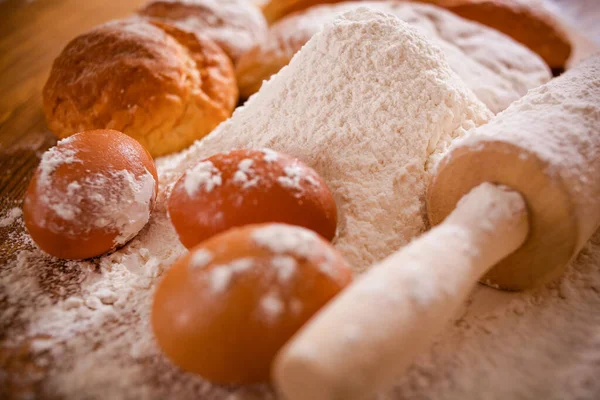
(273, 183, 529, 400)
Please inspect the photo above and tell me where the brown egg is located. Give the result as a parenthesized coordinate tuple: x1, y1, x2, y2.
(23, 129, 158, 260)
(167, 148, 337, 249)
(152, 223, 353, 384)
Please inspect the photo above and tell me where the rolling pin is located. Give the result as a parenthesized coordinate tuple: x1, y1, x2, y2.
(273, 54, 600, 400)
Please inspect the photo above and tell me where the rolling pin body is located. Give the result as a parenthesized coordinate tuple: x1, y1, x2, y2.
(274, 55, 600, 400)
(274, 183, 527, 400)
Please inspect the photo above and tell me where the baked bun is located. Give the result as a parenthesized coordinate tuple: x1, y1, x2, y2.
(138, 0, 268, 65)
(418, 0, 572, 71)
(237, 1, 551, 113)
(257, 0, 572, 69)
(43, 18, 238, 157)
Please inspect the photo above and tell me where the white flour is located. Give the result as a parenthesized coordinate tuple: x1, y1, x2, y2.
(0, 208, 22, 228)
(260, 292, 284, 321)
(233, 158, 256, 187)
(251, 224, 337, 280)
(1, 7, 599, 400)
(190, 249, 213, 268)
(159, 8, 491, 273)
(183, 160, 222, 196)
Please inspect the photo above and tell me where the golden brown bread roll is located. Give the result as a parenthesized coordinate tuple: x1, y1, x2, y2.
(236, 1, 551, 113)
(138, 0, 268, 65)
(420, 0, 571, 71)
(43, 18, 238, 157)
(257, 0, 572, 69)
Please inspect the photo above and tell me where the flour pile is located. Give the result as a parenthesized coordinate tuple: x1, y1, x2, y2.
(160, 7, 491, 273)
(1, 7, 599, 400)
(239, 1, 551, 113)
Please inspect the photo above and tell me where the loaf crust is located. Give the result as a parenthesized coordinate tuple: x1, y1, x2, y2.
(237, 1, 551, 113)
(258, 0, 572, 68)
(138, 0, 268, 65)
(426, 0, 571, 70)
(43, 18, 238, 157)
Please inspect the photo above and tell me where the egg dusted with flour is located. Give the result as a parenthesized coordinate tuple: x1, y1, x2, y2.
(152, 223, 353, 384)
(167, 148, 338, 248)
(23, 129, 158, 260)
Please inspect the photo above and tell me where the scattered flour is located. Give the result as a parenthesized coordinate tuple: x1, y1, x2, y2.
(229, 258, 254, 273)
(259, 292, 285, 322)
(260, 148, 279, 163)
(183, 160, 222, 196)
(0, 207, 22, 228)
(252, 224, 319, 259)
(277, 164, 304, 191)
(209, 267, 234, 293)
(38, 167, 156, 246)
(207, 258, 254, 293)
(190, 249, 213, 269)
(233, 158, 260, 188)
(272, 256, 297, 283)
(37, 144, 80, 188)
(113, 170, 158, 245)
(0, 197, 201, 400)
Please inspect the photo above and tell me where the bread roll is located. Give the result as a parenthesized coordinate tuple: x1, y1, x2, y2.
(422, 0, 572, 71)
(138, 0, 268, 65)
(237, 1, 551, 113)
(258, 0, 572, 69)
(43, 18, 238, 157)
